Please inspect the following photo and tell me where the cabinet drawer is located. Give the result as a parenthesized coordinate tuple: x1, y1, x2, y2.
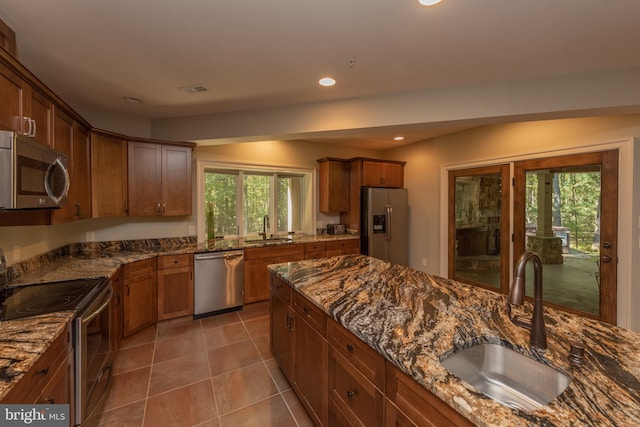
(325, 239, 359, 251)
(293, 292, 327, 337)
(385, 362, 473, 427)
(244, 244, 303, 260)
(270, 275, 292, 305)
(304, 251, 326, 260)
(329, 319, 385, 390)
(123, 257, 157, 279)
(158, 253, 192, 270)
(329, 348, 384, 427)
(3, 324, 72, 403)
(304, 242, 326, 253)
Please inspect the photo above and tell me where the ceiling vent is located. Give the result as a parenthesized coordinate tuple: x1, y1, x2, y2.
(179, 84, 209, 93)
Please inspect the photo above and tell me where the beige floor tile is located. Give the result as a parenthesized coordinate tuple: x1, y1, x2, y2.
(203, 323, 250, 349)
(194, 419, 221, 427)
(219, 395, 297, 427)
(154, 330, 206, 364)
(243, 316, 270, 339)
(120, 326, 157, 350)
(200, 311, 242, 329)
(251, 335, 273, 360)
(148, 352, 211, 397)
(156, 317, 202, 342)
(282, 389, 315, 427)
(212, 362, 279, 415)
(87, 400, 145, 427)
(238, 301, 270, 321)
(207, 340, 262, 377)
(265, 358, 291, 392)
(102, 367, 150, 411)
(112, 343, 154, 374)
(143, 380, 218, 427)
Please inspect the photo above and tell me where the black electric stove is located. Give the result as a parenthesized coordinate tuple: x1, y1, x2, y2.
(0, 277, 110, 321)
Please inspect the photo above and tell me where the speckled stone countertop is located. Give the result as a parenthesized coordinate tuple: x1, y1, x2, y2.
(0, 234, 358, 401)
(268, 255, 640, 427)
(0, 312, 74, 401)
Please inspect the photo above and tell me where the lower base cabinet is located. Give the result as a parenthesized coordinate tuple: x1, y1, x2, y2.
(270, 272, 474, 427)
(157, 254, 194, 320)
(123, 258, 157, 337)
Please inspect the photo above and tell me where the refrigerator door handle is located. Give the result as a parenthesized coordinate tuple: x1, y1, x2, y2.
(386, 204, 392, 242)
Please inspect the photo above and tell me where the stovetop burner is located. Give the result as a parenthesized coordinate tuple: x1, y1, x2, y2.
(0, 277, 109, 321)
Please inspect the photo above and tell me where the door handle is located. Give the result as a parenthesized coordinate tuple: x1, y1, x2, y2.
(601, 255, 612, 263)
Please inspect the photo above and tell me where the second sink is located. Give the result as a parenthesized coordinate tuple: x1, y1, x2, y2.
(441, 343, 570, 411)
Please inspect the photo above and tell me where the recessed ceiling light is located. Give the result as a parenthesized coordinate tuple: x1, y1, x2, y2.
(418, 0, 443, 5)
(319, 77, 336, 87)
(123, 96, 143, 104)
(394, 136, 405, 141)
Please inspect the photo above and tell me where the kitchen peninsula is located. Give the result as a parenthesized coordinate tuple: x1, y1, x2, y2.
(268, 255, 640, 426)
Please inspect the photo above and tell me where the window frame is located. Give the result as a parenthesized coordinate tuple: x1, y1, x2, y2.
(196, 159, 316, 242)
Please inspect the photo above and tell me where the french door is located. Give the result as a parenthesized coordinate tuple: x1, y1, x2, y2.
(448, 150, 618, 324)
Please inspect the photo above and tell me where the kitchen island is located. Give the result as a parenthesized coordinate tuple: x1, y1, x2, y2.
(268, 254, 640, 426)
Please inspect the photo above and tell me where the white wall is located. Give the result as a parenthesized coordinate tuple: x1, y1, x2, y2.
(385, 114, 640, 330)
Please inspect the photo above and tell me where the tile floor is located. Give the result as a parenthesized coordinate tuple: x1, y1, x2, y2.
(88, 301, 314, 427)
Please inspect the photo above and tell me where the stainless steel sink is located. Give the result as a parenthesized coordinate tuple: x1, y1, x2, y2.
(244, 237, 293, 244)
(441, 343, 570, 411)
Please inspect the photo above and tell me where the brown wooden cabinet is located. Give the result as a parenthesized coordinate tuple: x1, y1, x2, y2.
(71, 122, 92, 220)
(385, 362, 473, 427)
(244, 244, 304, 303)
(325, 238, 360, 257)
(318, 158, 349, 213)
(157, 253, 194, 320)
(304, 241, 326, 260)
(91, 131, 128, 218)
(122, 258, 157, 337)
(110, 267, 124, 353)
(341, 158, 406, 231)
(128, 141, 192, 217)
(270, 276, 294, 381)
(1, 324, 73, 409)
(0, 63, 52, 144)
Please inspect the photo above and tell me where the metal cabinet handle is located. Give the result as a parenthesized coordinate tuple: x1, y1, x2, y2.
(346, 344, 354, 353)
(125, 284, 130, 295)
(601, 255, 612, 263)
(41, 397, 54, 404)
(346, 390, 355, 399)
(37, 367, 50, 375)
(303, 306, 309, 314)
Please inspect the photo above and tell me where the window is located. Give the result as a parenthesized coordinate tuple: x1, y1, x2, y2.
(202, 164, 313, 239)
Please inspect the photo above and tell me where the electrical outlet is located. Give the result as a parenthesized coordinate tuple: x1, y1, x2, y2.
(188, 226, 195, 235)
(86, 231, 96, 242)
(421, 258, 428, 267)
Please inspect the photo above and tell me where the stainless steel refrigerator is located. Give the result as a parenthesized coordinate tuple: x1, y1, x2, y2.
(360, 187, 408, 266)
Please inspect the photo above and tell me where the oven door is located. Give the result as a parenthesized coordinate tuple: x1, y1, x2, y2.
(75, 284, 113, 427)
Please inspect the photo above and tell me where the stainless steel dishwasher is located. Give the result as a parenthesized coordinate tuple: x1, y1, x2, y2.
(194, 250, 244, 318)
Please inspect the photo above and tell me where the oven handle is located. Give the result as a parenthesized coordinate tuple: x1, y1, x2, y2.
(82, 286, 113, 326)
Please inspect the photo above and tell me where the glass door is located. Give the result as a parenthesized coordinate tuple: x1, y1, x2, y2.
(448, 164, 511, 293)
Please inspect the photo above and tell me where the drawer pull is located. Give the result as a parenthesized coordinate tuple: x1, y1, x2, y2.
(41, 397, 55, 404)
(346, 344, 354, 353)
(346, 390, 355, 399)
(37, 367, 50, 375)
(303, 306, 309, 314)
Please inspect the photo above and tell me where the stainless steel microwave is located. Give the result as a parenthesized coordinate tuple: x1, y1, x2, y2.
(0, 130, 70, 210)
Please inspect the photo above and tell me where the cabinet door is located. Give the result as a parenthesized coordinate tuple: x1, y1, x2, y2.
(29, 89, 53, 146)
(385, 399, 418, 427)
(51, 109, 74, 224)
(362, 161, 383, 187)
(128, 141, 162, 216)
(157, 265, 194, 320)
(0, 62, 26, 134)
(72, 123, 92, 220)
(162, 145, 192, 216)
(91, 132, 128, 217)
(381, 162, 404, 188)
(319, 158, 348, 213)
(110, 268, 123, 353)
(294, 313, 328, 427)
(123, 272, 157, 337)
(270, 289, 294, 382)
(34, 352, 72, 406)
(244, 257, 275, 304)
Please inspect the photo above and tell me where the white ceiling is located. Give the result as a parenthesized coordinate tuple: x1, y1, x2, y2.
(2, 0, 640, 148)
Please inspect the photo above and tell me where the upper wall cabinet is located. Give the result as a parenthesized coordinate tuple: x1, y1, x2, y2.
(318, 158, 348, 213)
(0, 63, 53, 146)
(128, 141, 192, 217)
(71, 122, 92, 220)
(51, 109, 74, 224)
(91, 131, 128, 218)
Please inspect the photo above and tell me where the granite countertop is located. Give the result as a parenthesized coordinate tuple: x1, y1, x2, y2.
(0, 234, 359, 401)
(0, 312, 74, 401)
(268, 255, 640, 427)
